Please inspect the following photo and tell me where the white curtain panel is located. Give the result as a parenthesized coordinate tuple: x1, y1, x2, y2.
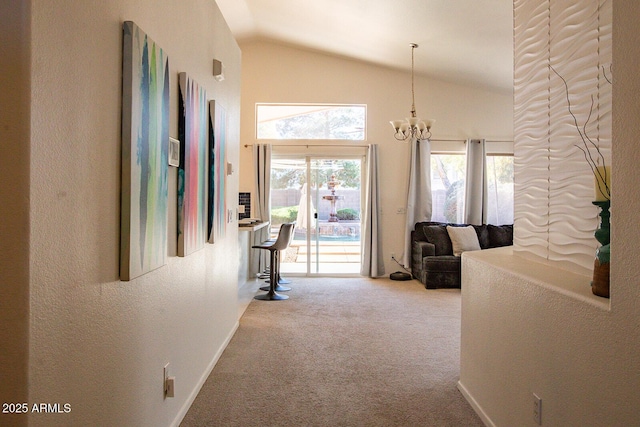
(403, 138, 432, 268)
(463, 139, 488, 225)
(252, 144, 272, 275)
(361, 144, 385, 277)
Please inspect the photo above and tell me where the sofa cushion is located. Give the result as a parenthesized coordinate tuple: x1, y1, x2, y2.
(487, 224, 513, 248)
(447, 225, 481, 256)
(472, 224, 490, 249)
(422, 225, 453, 256)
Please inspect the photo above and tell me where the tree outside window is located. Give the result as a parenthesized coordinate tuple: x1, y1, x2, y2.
(430, 153, 513, 225)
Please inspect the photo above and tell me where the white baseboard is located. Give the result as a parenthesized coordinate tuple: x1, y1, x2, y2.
(171, 320, 240, 427)
(457, 380, 496, 427)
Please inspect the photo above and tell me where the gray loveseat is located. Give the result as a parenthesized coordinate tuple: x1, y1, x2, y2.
(411, 221, 513, 289)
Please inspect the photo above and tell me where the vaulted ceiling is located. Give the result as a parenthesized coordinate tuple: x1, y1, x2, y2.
(215, 0, 514, 92)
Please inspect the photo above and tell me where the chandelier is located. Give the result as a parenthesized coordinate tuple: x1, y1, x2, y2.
(389, 43, 434, 141)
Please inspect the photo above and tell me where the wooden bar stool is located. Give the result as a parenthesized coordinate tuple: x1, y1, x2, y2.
(253, 223, 295, 300)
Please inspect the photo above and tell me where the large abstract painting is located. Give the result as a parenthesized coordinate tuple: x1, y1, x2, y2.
(208, 100, 227, 243)
(178, 72, 208, 256)
(120, 21, 170, 281)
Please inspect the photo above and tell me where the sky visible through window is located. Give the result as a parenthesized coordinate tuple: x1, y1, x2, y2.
(256, 104, 366, 140)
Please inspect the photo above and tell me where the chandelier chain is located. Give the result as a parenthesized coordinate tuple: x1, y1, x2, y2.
(389, 42, 433, 141)
(411, 44, 416, 117)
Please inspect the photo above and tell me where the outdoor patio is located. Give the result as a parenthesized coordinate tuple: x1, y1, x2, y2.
(280, 239, 361, 275)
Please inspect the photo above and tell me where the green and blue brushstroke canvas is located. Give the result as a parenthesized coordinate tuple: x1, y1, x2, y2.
(120, 21, 169, 280)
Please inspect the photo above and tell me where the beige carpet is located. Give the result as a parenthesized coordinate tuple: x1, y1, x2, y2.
(180, 277, 483, 426)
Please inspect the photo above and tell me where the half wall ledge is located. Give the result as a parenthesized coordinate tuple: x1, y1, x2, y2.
(461, 246, 609, 311)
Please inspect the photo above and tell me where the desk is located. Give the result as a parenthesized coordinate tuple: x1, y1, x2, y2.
(238, 221, 270, 233)
(238, 221, 269, 317)
(238, 221, 269, 279)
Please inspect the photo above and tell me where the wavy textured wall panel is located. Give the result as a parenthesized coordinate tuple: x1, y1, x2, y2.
(514, 0, 550, 259)
(549, 0, 600, 271)
(598, 0, 613, 168)
(514, 0, 612, 273)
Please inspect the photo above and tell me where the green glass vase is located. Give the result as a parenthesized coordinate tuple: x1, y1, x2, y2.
(592, 201, 610, 298)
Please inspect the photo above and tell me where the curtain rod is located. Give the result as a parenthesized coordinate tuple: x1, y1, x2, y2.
(245, 139, 513, 147)
(244, 143, 371, 148)
(430, 139, 513, 143)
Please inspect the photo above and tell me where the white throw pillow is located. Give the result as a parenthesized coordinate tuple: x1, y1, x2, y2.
(446, 225, 481, 256)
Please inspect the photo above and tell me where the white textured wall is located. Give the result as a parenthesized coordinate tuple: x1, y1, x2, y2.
(238, 40, 514, 273)
(459, 0, 640, 425)
(16, 1, 241, 426)
(514, 0, 612, 274)
(460, 248, 639, 426)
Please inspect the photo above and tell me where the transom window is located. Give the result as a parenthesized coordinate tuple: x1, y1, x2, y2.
(256, 104, 366, 140)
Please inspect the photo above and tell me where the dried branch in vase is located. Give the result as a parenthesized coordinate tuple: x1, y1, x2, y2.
(551, 64, 612, 201)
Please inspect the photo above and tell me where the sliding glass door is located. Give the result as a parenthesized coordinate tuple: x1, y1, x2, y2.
(270, 155, 362, 275)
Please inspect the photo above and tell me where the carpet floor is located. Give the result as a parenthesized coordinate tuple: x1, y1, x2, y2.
(180, 277, 484, 427)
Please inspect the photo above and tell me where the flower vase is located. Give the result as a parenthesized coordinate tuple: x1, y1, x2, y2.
(592, 201, 610, 298)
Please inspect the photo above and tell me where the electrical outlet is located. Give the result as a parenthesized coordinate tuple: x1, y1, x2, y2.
(166, 376, 175, 398)
(533, 393, 542, 425)
(164, 363, 171, 398)
(391, 252, 396, 260)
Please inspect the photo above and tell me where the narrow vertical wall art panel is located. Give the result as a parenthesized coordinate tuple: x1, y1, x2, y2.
(208, 100, 227, 243)
(177, 73, 208, 257)
(120, 21, 170, 281)
(549, 0, 601, 270)
(597, 0, 613, 172)
(513, 0, 551, 259)
(514, 0, 612, 273)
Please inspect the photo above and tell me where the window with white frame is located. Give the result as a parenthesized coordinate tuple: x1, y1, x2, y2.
(431, 153, 466, 223)
(430, 142, 513, 225)
(256, 104, 366, 140)
(485, 154, 514, 225)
